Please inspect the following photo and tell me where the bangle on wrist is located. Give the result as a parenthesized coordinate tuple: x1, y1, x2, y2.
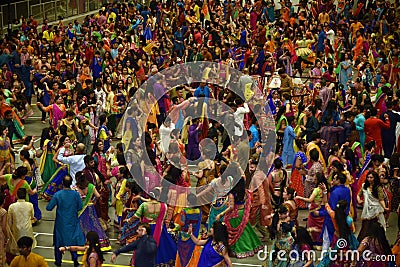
(323, 191, 328, 194)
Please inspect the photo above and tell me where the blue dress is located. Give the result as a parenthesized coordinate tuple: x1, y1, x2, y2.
(25, 175, 42, 221)
(144, 25, 152, 41)
(282, 125, 296, 166)
(339, 60, 352, 90)
(198, 239, 226, 267)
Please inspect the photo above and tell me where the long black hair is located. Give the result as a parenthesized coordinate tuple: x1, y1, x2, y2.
(229, 177, 246, 203)
(85, 231, 104, 264)
(363, 171, 381, 199)
(212, 221, 229, 247)
(335, 200, 351, 242)
(331, 160, 344, 172)
(367, 221, 392, 255)
(20, 150, 35, 166)
(40, 127, 56, 148)
(270, 204, 289, 240)
(91, 139, 104, 155)
(344, 148, 356, 173)
(316, 173, 329, 192)
(12, 166, 28, 180)
(295, 226, 314, 250)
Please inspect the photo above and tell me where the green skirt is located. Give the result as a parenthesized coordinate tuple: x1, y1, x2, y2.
(41, 154, 57, 183)
(229, 209, 263, 258)
(12, 120, 25, 140)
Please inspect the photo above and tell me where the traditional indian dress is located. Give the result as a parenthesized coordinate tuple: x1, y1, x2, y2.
(76, 183, 112, 251)
(92, 151, 111, 223)
(40, 148, 73, 200)
(291, 152, 308, 209)
(42, 103, 66, 129)
(38, 140, 58, 184)
(196, 160, 217, 223)
(359, 237, 392, 267)
(197, 239, 227, 267)
(0, 135, 12, 172)
(224, 190, 263, 258)
(119, 193, 141, 245)
(266, 221, 295, 267)
(114, 177, 127, 227)
(133, 201, 177, 266)
(339, 60, 352, 90)
(97, 125, 111, 153)
(317, 203, 359, 267)
(207, 176, 233, 230)
(307, 187, 325, 245)
(8, 199, 37, 248)
(60, 118, 77, 141)
(175, 207, 202, 267)
(357, 184, 386, 242)
(22, 161, 42, 221)
(81, 251, 103, 267)
(187, 123, 201, 161)
(284, 200, 298, 226)
(0, 102, 25, 140)
(357, 152, 372, 191)
(41, 165, 69, 200)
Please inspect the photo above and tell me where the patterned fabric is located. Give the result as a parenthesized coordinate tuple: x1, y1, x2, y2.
(224, 190, 263, 258)
(77, 184, 111, 251)
(79, 205, 112, 251)
(291, 152, 308, 209)
(197, 239, 225, 267)
(41, 166, 69, 200)
(175, 208, 202, 267)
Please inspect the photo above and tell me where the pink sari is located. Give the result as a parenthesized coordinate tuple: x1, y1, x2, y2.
(307, 191, 324, 245)
(142, 203, 167, 245)
(52, 104, 65, 129)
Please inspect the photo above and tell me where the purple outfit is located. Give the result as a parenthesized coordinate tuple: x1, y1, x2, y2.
(187, 124, 200, 160)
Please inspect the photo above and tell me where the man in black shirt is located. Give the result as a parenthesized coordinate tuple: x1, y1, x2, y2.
(111, 223, 157, 267)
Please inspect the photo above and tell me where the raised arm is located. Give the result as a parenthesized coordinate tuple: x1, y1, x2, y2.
(188, 224, 208, 246)
(215, 193, 234, 221)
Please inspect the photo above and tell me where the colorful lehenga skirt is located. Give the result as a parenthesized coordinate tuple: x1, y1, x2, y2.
(307, 204, 325, 245)
(41, 153, 57, 184)
(119, 212, 141, 245)
(12, 120, 25, 140)
(228, 209, 263, 258)
(175, 210, 202, 267)
(151, 223, 177, 267)
(79, 204, 112, 251)
(41, 166, 69, 200)
(291, 169, 307, 209)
